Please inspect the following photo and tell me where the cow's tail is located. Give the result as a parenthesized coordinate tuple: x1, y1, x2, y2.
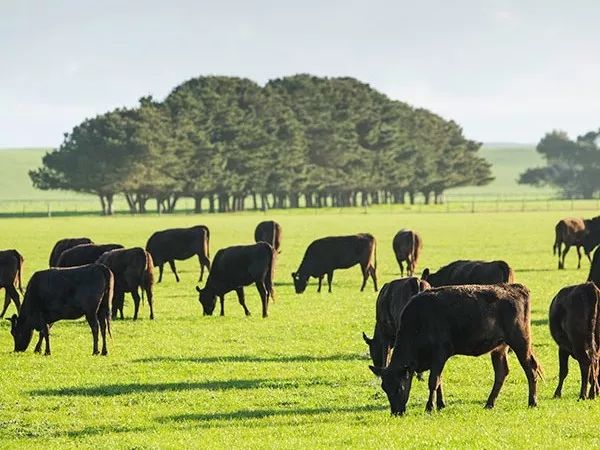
(266, 245, 276, 302)
(371, 236, 377, 271)
(412, 232, 420, 269)
(141, 250, 155, 302)
(204, 227, 210, 259)
(100, 265, 114, 339)
(15, 251, 24, 294)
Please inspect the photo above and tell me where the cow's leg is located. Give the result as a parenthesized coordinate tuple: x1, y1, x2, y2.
(557, 241, 563, 269)
(99, 312, 108, 356)
(317, 276, 323, 293)
(237, 288, 252, 317)
(33, 332, 44, 353)
(588, 357, 599, 399)
(112, 291, 123, 320)
(158, 263, 164, 283)
(131, 289, 142, 320)
(326, 271, 334, 293)
(561, 245, 571, 270)
(370, 265, 378, 292)
(0, 291, 10, 318)
(255, 282, 269, 318)
(398, 260, 404, 276)
(426, 358, 446, 412)
(577, 357, 592, 400)
(219, 295, 225, 316)
(485, 347, 509, 408)
(360, 265, 369, 292)
(576, 246, 583, 269)
(198, 254, 211, 282)
(86, 314, 100, 355)
(168, 260, 180, 282)
(146, 285, 154, 320)
(8, 285, 20, 314)
(553, 348, 569, 398)
(511, 341, 539, 407)
(436, 383, 445, 410)
(41, 323, 51, 356)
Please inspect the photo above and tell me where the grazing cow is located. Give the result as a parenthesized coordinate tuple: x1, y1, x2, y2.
(0, 250, 24, 318)
(362, 277, 430, 368)
(146, 225, 211, 283)
(421, 260, 513, 287)
(583, 216, 600, 259)
(554, 217, 593, 270)
(549, 282, 600, 400)
(254, 220, 283, 253)
(195, 242, 275, 318)
(370, 284, 542, 415)
(392, 229, 422, 276)
(97, 247, 154, 320)
(589, 248, 600, 285)
(49, 237, 93, 267)
(8, 264, 113, 356)
(56, 243, 123, 268)
(292, 234, 377, 294)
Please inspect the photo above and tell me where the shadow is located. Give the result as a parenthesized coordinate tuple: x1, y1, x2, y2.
(31, 378, 335, 397)
(53, 425, 147, 438)
(514, 268, 557, 273)
(133, 353, 362, 364)
(156, 404, 384, 427)
(531, 318, 548, 327)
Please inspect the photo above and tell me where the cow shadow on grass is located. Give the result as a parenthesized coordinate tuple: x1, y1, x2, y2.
(31, 378, 336, 397)
(531, 318, 549, 327)
(133, 353, 362, 364)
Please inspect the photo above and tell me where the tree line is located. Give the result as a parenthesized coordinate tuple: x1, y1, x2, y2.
(30, 74, 493, 215)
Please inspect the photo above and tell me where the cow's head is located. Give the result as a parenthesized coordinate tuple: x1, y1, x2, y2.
(195, 286, 217, 316)
(7, 314, 33, 352)
(291, 272, 308, 294)
(362, 331, 386, 368)
(370, 365, 414, 416)
(583, 233, 599, 256)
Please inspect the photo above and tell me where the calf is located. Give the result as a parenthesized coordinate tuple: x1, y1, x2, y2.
(363, 277, 430, 368)
(422, 259, 513, 287)
(370, 284, 542, 415)
(146, 225, 211, 283)
(549, 282, 600, 400)
(56, 243, 123, 268)
(49, 237, 93, 267)
(97, 247, 154, 320)
(0, 250, 23, 318)
(8, 264, 113, 356)
(195, 242, 275, 318)
(589, 248, 600, 285)
(392, 229, 422, 276)
(292, 234, 377, 293)
(255, 220, 282, 253)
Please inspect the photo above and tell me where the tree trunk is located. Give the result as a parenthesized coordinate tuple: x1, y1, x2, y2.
(106, 194, 113, 215)
(408, 191, 415, 205)
(423, 191, 431, 205)
(194, 194, 203, 213)
(99, 195, 107, 216)
(125, 193, 137, 214)
(209, 194, 215, 213)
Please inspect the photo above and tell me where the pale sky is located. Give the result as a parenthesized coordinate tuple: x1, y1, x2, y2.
(1, 0, 599, 147)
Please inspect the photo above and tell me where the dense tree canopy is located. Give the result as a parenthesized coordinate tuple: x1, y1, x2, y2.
(519, 130, 600, 199)
(30, 74, 492, 214)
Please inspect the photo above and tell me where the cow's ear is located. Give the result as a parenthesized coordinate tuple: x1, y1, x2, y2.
(369, 365, 383, 377)
(419, 280, 431, 291)
(422, 268, 430, 279)
(362, 332, 372, 345)
(291, 272, 296, 278)
(195, 286, 201, 293)
(8, 314, 17, 329)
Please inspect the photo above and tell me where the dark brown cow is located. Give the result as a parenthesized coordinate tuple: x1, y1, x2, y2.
(146, 225, 211, 283)
(583, 216, 600, 258)
(56, 243, 123, 268)
(97, 247, 154, 320)
(589, 248, 600, 285)
(554, 217, 592, 269)
(392, 229, 422, 277)
(421, 260, 513, 287)
(255, 220, 282, 253)
(370, 284, 542, 415)
(195, 242, 275, 318)
(49, 237, 93, 267)
(0, 250, 23, 318)
(8, 264, 113, 356)
(292, 234, 377, 293)
(363, 277, 430, 368)
(549, 282, 600, 400)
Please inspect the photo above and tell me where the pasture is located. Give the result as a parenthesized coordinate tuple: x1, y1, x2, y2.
(0, 209, 598, 448)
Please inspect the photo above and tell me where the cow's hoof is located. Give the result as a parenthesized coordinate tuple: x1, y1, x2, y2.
(101, 351, 108, 356)
(44, 352, 51, 356)
(150, 315, 154, 320)
(93, 351, 100, 356)
(484, 403, 494, 409)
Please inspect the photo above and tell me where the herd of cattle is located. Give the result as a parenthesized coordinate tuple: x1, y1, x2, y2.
(1, 215, 600, 416)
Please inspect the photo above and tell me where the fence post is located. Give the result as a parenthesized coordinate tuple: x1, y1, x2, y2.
(47, 202, 51, 218)
(471, 201, 475, 213)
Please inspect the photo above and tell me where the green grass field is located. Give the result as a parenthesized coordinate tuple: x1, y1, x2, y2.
(0, 209, 598, 448)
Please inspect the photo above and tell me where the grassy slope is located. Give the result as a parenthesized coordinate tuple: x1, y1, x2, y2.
(0, 210, 598, 448)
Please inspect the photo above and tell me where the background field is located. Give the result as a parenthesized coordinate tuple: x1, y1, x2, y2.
(0, 209, 598, 448)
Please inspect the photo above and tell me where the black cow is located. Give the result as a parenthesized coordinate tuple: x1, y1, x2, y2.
(255, 220, 282, 253)
(589, 248, 600, 285)
(49, 237, 93, 267)
(146, 225, 211, 283)
(583, 216, 600, 259)
(363, 277, 430, 368)
(292, 234, 377, 293)
(195, 242, 275, 318)
(392, 229, 422, 277)
(97, 247, 154, 320)
(8, 264, 113, 356)
(56, 243, 123, 268)
(549, 282, 600, 400)
(0, 250, 23, 318)
(422, 260, 513, 287)
(370, 284, 542, 415)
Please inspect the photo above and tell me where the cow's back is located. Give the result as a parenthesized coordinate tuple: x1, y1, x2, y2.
(207, 242, 273, 292)
(97, 247, 147, 291)
(255, 221, 282, 251)
(302, 234, 373, 275)
(377, 277, 429, 337)
(146, 226, 206, 263)
(557, 218, 587, 245)
(429, 260, 512, 286)
(49, 238, 93, 267)
(57, 244, 123, 267)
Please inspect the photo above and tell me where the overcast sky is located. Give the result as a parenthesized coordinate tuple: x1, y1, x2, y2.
(1, 0, 599, 147)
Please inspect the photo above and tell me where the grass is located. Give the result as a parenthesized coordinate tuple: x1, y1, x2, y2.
(0, 209, 599, 448)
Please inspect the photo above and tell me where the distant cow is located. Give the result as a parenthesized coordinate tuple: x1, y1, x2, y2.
(49, 237, 93, 267)
(363, 277, 430, 369)
(392, 229, 422, 276)
(549, 282, 600, 400)
(255, 220, 282, 253)
(195, 242, 275, 318)
(589, 248, 600, 285)
(370, 284, 542, 415)
(0, 250, 23, 318)
(421, 260, 513, 287)
(292, 234, 377, 293)
(146, 225, 211, 283)
(97, 247, 154, 320)
(583, 216, 600, 259)
(56, 243, 123, 268)
(554, 217, 593, 270)
(8, 264, 113, 356)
